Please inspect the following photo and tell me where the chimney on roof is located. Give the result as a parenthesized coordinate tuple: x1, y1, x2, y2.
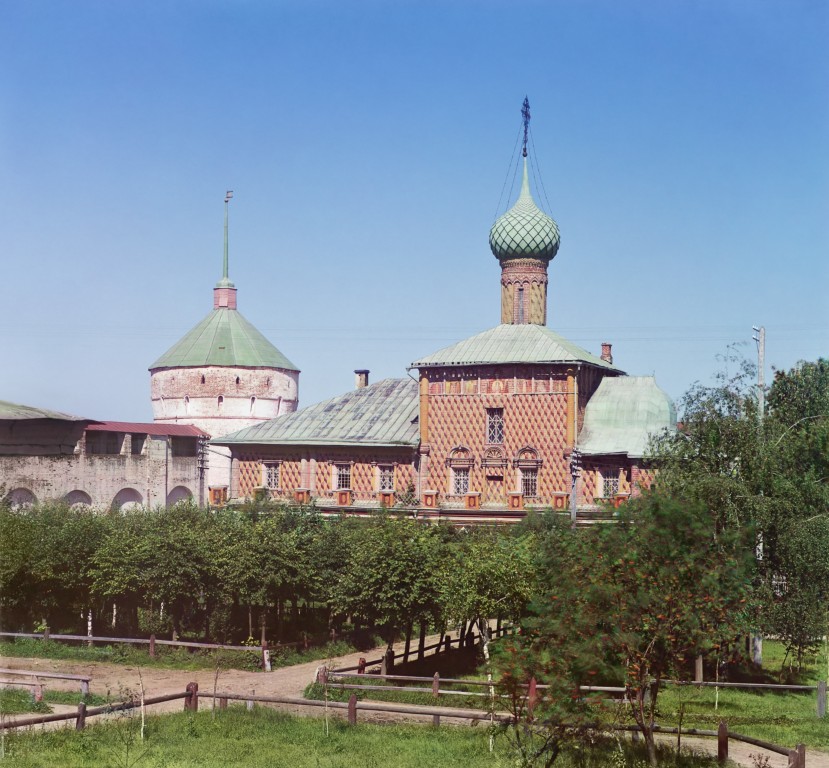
(601, 343, 613, 365)
(354, 369, 370, 389)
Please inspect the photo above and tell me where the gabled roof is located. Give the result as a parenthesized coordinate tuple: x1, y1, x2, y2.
(213, 378, 419, 448)
(0, 400, 90, 422)
(149, 308, 299, 371)
(577, 376, 676, 459)
(86, 422, 208, 438)
(410, 324, 622, 371)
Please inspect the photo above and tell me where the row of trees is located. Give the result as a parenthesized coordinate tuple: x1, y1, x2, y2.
(0, 502, 533, 651)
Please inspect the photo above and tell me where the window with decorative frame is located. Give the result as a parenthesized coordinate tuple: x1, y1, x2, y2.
(521, 467, 538, 498)
(453, 467, 470, 495)
(261, 462, 281, 490)
(378, 465, 395, 492)
(486, 408, 505, 444)
(335, 463, 351, 490)
(446, 446, 475, 496)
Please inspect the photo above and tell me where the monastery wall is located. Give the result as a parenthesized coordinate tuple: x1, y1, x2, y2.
(0, 434, 200, 508)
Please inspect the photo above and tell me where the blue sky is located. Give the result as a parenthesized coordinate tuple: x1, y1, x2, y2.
(2, 0, 827, 421)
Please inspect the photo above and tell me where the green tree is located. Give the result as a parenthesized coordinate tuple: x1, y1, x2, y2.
(329, 515, 445, 649)
(513, 497, 752, 768)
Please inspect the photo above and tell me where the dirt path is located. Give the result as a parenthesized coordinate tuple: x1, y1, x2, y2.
(3, 638, 827, 768)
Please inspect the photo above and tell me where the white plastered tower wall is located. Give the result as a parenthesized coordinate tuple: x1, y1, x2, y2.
(150, 365, 299, 491)
(148, 193, 300, 496)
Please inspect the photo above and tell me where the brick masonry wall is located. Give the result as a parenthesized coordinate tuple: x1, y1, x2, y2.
(422, 365, 573, 506)
(235, 447, 417, 504)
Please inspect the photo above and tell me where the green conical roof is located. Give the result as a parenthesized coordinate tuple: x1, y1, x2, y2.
(149, 308, 299, 371)
(489, 158, 560, 262)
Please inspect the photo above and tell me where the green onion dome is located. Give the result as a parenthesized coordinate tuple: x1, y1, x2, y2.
(489, 158, 560, 262)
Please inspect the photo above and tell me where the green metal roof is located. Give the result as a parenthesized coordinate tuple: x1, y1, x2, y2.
(577, 376, 676, 459)
(489, 158, 560, 262)
(213, 378, 419, 448)
(149, 308, 299, 371)
(0, 400, 89, 421)
(410, 324, 622, 371)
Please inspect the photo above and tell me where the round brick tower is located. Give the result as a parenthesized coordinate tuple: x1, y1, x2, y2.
(149, 193, 299, 497)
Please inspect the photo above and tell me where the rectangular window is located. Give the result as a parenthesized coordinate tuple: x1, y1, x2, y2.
(130, 434, 146, 455)
(262, 462, 281, 490)
(453, 467, 470, 495)
(378, 465, 395, 492)
(335, 464, 351, 490)
(170, 437, 197, 457)
(85, 432, 121, 455)
(602, 470, 620, 498)
(486, 408, 505, 444)
(521, 468, 538, 498)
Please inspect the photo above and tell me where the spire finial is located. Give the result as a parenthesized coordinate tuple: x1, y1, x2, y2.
(521, 96, 530, 158)
(221, 190, 233, 284)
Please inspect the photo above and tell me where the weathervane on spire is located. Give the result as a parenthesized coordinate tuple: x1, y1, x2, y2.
(521, 96, 531, 158)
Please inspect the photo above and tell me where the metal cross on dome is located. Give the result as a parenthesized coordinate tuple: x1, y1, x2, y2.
(521, 96, 531, 158)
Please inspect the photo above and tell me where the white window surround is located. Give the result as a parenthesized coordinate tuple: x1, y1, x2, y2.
(520, 467, 538, 498)
(378, 465, 395, 492)
(601, 469, 621, 498)
(262, 462, 281, 490)
(334, 463, 352, 490)
(452, 467, 470, 495)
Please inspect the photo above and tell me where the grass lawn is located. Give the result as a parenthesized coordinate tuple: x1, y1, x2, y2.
(0, 706, 727, 768)
(0, 688, 109, 716)
(0, 637, 360, 673)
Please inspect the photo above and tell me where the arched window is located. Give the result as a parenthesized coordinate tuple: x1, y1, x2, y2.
(200, 374, 205, 385)
(217, 395, 224, 411)
(112, 488, 143, 512)
(235, 376, 240, 386)
(184, 395, 190, 415)
(250, 396, 257, 415)
(5, 488, 37, 508)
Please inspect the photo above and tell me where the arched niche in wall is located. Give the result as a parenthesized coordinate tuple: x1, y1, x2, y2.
(5, 487, 37, 508)
(112, 487, 143, 512)
(64, 490, 92, 508)
(166, 485, 193, 506)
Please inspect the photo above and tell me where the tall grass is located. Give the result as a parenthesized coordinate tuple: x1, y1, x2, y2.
(1, 707, 725, 768)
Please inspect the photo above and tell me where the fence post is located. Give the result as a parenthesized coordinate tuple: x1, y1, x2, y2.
(817, 680, 827, 718)
(316, 666, 328, 685)
(261, 644, 272, 672)
(433, 672, 440, 698)
(33, 682, 43, 703)
(81, 679, 89, 697)
(149, 634, 156, 659)
(717, 720, 728, 763)
(347, 693, 357, 725)
(695, 655, 704, 683)
(432, 713, 440, 727)
(185, 682, 198, 712)
(76, 701, 87, 731)
(797, 744, 806, 768)
(357, 657, 366, 675)
(788, 748, 799, 768)
(219, 697, 227, 710)
(444, 636, 451, 654)
(43, 625, 50, 641)
(247, 690, 255, 711)
(528, 677, 538, 721)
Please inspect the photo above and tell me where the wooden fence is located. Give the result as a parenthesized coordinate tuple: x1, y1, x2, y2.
(0, 683, 808, 767)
